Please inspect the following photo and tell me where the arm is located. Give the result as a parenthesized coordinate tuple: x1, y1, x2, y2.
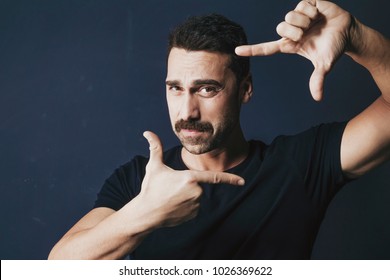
(48, 202, 155, 259)
(341, 20, 390, 178)
(236, 0, 390, 178)
(48, 132, 245, 259)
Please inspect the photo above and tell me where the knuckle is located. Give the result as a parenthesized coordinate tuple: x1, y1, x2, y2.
(284, 11, 295, 23)
(276, 22, 285, 36)
(212, 173, 221, 184)
(293, 29, 304, 41)
(286, 10, 311, 29)
(297, 1, 318, 19)
(277, 22, 303, 42)
(297, 1, 308, 11)
(182, 170, 195, 183)
(303, 17, 311, 28)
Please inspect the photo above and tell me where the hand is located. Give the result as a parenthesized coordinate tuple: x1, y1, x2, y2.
(236, 0, 352, 101)
(138, 131, 245, 228)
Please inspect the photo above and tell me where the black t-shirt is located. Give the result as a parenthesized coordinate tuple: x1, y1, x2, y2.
(94, 122, 348, 259)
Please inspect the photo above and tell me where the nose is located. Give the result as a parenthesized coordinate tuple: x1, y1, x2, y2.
(179, 92, 200, 121)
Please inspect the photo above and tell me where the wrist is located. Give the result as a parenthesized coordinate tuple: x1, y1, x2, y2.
(346, 17, 390, 74)
(345, 15, 364, 56)
(121, 195, 162, 238)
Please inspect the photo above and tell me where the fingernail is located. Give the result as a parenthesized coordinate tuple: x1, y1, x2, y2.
(238, 179, 245, 186)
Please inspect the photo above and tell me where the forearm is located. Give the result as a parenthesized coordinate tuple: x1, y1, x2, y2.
(346, 17, 390, 102)
(48, 196, 159, 259)
(341, 17, 390, 177)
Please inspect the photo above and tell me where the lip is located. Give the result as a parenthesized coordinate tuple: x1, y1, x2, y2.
(180, 129, 206, 137)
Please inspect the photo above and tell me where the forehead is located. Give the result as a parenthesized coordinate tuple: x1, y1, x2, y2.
(166, 48, 231, 81)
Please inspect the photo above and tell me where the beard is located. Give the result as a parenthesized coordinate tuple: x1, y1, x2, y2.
(174, 117, 237, 155)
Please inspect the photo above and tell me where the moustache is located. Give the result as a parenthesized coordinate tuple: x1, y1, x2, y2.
(175, 119, 213, 133)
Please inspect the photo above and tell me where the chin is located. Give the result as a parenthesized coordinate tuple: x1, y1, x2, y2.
(176, 131, 224, 155)
(182, 144, 208, 155)
(181, 139, 221, 155)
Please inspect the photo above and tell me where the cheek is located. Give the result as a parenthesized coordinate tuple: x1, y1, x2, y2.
(168, 109, 178, 128)
(207, 95, 239, 116)
(166, 95, 177, 123)
(166, 92, 177, 112)
(201, 100, 220, 119)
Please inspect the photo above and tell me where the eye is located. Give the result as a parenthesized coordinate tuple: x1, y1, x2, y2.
(198, 86, 220, 97)
(167, 85, 182, 95)
(169, 85, 179, 91)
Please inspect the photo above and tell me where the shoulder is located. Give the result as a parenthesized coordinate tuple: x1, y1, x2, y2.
(256, 122, 348, 182)
(266, 122, 348, 155)
(254, 122, 349, 207)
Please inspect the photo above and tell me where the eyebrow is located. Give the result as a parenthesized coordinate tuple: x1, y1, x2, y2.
(165, 80, 181, 87)
(193, 79, 224, 88)
(165, 79, 224, 88)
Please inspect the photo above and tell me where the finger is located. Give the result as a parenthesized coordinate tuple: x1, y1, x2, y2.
(276, 21, 304, 42)
(295, 1, 318, 20)
(285, 11, 311, 29)
(191, 170, 245, 186)
(143, 131, 163, 164)
(304, 0, 316, 6)
(309, 67, 327, 101)
(235, 40, 281, 57)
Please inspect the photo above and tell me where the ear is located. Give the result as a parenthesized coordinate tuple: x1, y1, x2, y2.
(239, 74, 253, 104)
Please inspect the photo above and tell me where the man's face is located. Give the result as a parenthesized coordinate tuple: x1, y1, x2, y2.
(166, 48, 243, 154)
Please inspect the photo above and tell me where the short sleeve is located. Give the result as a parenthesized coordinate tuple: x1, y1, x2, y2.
(270, 122, 349, 211)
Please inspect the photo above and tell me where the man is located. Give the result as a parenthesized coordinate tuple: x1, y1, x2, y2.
(49, 0, 390, 259)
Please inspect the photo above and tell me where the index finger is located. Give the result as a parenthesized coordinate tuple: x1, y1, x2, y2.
(191, 170, 245, 186)
(235, 40, 281, 57)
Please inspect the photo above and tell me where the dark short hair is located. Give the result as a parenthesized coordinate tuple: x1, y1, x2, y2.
(168, 14, 250, 83)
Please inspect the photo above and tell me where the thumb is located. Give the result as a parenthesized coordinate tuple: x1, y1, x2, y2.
(309, 66, 327, 102)
(143, 131, 164, 165)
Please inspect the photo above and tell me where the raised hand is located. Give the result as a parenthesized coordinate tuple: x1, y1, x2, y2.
(138, 131, 245, 228)
(236, 0, 352, 101)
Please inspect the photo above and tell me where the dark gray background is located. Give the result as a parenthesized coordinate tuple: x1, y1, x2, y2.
(1, 0, 389, 259)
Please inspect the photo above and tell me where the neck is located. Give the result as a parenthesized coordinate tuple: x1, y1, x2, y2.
(181, 126, 249, 172)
